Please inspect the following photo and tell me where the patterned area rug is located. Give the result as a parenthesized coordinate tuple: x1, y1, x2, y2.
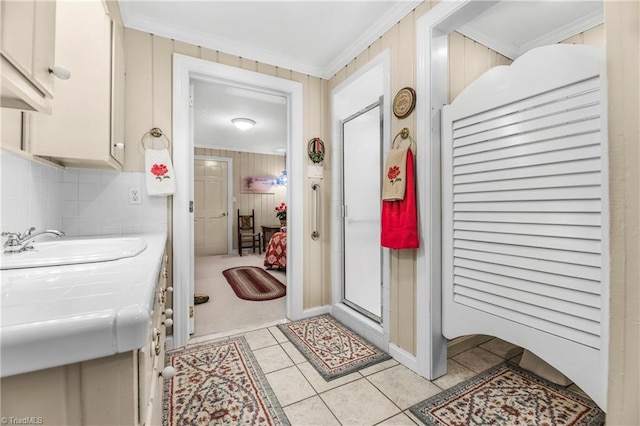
(409, 362, 605, 426)
(163, 337, 289, 425)
(222, 266, 286, 301)
(277, 314, 391, 381)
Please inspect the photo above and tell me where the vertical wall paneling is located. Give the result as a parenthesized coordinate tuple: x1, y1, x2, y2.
(605, 2, 640, 422)
(123, 30, 152, 172)
(196, 149, 285, 251)
(123, 29, 329, 314)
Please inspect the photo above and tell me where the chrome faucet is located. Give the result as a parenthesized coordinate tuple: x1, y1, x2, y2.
(1, 228, 65, 253)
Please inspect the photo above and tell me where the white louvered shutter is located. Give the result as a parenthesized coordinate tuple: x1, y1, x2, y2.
(441, 45, 607, 409)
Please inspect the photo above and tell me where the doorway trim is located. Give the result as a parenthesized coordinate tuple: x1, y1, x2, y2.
(172, 54, 304, 349)
(414, 0, 504, 379)
(194, 155, 233, 255)
(330, 49, 391, 351)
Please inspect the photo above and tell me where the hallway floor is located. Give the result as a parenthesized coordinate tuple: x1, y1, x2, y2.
(185, 323, 590, 425)
(193, 252, 287, 337)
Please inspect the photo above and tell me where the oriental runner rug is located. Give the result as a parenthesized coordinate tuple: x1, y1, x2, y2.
(222, 266, 286, 301)
(163, 337, 289, 425)
(409, 362, 605, 426)
(277, 314, 391, 381)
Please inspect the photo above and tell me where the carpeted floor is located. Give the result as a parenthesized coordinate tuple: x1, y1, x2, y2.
(194, 254, 287, 337)
(163, 336, 290, 425)
(278, 314, 391, 381)
(409, 362, 605, 426)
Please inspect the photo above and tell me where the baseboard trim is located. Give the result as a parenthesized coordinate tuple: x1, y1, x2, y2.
(389, 343, 419, 374)
(298, 305, 331, 319)
(447, 334, 493, 358)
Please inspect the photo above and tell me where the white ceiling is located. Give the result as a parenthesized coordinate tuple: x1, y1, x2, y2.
(193, 80, 287, 155)
(458, 1, 603, 60)
(119, 0, 603, 155)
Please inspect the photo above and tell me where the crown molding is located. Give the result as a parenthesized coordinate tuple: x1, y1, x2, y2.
(322, 1, 422, 79)
(123, 2, 420, 80)
(456, 24, 519, 60)
(122, 14, 326, 78)
(520, 9, 603, 53)
(457, 8, 603, 60)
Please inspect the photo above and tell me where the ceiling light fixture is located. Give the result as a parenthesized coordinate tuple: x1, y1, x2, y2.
(231, 117, 256, 131)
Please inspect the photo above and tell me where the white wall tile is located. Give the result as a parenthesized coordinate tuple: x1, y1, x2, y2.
(1, 152, 168, 238)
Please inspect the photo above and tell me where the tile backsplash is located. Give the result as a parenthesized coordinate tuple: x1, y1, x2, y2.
(1, 151, 168, 237)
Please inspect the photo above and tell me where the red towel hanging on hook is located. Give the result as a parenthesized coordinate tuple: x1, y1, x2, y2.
(381, 148, 419, 249)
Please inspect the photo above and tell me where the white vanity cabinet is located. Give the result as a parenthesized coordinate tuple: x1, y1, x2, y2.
(28, 0, 125, 169)
(0, 254, 170, 426)
(0, 0, 56, 113)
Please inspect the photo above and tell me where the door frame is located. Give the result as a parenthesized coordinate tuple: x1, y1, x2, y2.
(340, 99, 384, 323)
(194, 155, 233, 255)
(172, 54, 304, 349)
(330, 50, 391, 351)
(414, 0, 501, 380)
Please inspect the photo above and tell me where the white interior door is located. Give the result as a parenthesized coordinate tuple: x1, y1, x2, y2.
(441, 45, 607, 408)
(194, 159, 228, 256)
(342, 100, 382, 322)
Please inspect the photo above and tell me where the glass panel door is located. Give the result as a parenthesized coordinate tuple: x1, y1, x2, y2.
(342, 100, 383, 322)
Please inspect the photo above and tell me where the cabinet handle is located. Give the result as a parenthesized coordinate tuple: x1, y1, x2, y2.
(49, 65, 71, 80)
(114, 142, 125, 149)
(164, 308, 173, 317)
(163, 318, 173, 327)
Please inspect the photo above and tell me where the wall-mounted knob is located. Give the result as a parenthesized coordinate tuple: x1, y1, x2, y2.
(160, 366, 176, 379)
(164, 308, 173, 317)
(166, 287, 173, 293)
(163, 318, 173, 327)
(49, 65, 71, 80)
(114, 142, 125, 149)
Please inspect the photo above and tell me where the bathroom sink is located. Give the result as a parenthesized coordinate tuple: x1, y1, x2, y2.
(0, 237, 148, 270)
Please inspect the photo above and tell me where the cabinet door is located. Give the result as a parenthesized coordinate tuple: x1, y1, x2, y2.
(1, 0, 35, 77)
(30, 0, 119, 169)
(32, 0, 56, 97)
(110, 20, 125, 166)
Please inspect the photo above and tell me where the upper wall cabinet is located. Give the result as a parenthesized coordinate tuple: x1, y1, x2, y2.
(1, 0, 56, 113)
(29, 0, 125, 170)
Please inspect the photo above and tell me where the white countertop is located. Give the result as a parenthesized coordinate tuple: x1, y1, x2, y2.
(0, 233, 167, 377)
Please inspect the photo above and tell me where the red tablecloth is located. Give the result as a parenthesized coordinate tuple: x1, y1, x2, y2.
(264, 231, 286, 269)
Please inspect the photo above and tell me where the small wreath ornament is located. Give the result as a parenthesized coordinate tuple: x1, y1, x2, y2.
(307, 137, 325, 164)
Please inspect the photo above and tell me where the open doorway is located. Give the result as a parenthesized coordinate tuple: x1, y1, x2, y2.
(190, 80, 289, 338)
(171, 55, 304, 349)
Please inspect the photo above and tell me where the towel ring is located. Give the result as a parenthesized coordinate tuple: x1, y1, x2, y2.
(141, 127, 171, 150)
(392, 127, 416, 151)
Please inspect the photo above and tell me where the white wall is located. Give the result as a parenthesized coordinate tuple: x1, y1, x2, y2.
(0, 151, 167, 238)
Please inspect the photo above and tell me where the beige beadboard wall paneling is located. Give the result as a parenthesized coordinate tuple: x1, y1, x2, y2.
(605, 1, 640, 422)
(327, 3, 437, 355)
(560, 24, 605, 47)
(124, 29, 153, 172)
(303, 73, 327, 309)
(123, 28, 330, 310)
(448, 32, 513, 103)
(194, 148, 286, 250)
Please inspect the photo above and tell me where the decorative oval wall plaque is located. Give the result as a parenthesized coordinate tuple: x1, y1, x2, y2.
(393, 87, 416, 119)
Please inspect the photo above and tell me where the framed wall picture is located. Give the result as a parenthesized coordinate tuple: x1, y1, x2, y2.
(240, 176, 275, 194)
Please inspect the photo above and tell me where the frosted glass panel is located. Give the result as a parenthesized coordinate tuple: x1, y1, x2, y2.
(342, 103, 382, 320)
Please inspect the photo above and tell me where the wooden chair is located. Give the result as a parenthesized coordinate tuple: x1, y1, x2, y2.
(237, 209, 261, 256)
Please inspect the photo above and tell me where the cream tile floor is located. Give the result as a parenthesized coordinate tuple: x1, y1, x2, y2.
(188, 324, 534, 426)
